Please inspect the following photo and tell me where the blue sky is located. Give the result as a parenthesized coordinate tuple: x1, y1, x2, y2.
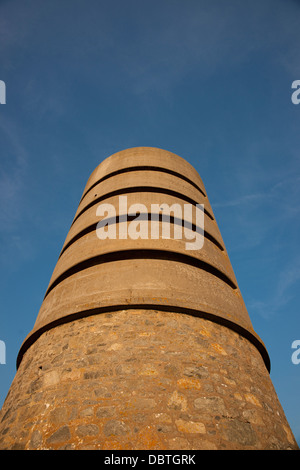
(0, 0, 299, 445)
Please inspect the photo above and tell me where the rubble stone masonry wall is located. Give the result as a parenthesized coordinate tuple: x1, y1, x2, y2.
(0, 309, 297, 450)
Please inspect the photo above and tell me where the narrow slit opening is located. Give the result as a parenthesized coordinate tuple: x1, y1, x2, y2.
(72, 186, 215, 228)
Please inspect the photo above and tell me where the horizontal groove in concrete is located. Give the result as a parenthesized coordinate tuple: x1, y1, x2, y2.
(72, 186, 215, 228)
(44, 248, 237, 300)
(80, 165, 207, 203)
(59, 214, 224, 260)
(16, 304, 270, 372)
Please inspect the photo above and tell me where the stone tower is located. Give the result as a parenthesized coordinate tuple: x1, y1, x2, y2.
(0, 147, 297, 450)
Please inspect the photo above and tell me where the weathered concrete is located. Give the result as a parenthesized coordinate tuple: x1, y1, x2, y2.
(0, 147, 297, 450)
(61, 192, 225, 254)
(80, 147, 206, 201)
(74, 169, 214, 221)
(0, 310, 298, 450)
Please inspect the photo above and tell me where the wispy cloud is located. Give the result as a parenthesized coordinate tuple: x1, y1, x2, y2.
(213, 192, 266, 209)
(0, 116, 34, 269)
(213, 171, 300, 320)
(249, 256, 300, 320)
(1, 0, 299, 103)
(112, 0, 300, 95)
(0, 116, 28, 231)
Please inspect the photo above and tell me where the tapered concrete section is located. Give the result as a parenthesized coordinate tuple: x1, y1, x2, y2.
(0, 147, 297, 450)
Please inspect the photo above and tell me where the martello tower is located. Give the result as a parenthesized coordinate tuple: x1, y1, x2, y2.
(0, 147, 297, 450)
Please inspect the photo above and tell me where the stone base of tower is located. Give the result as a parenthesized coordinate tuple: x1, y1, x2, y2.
(0, 310, 297, 450)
